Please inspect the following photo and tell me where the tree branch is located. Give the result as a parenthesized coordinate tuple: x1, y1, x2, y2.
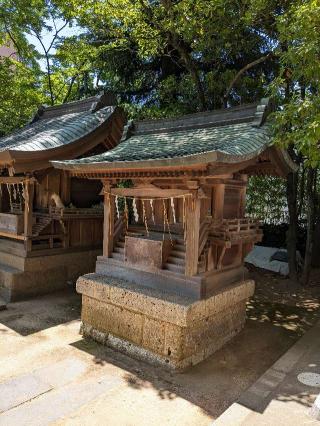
(138, 0, 207, 110)
(4, 24, 21, 58)
(223, 53, 273, 106)
(30, 19, 69, 106)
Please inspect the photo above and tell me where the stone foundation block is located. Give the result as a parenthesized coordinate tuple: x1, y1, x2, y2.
(77, 274, 255, 370)
(0, 249, 101, 302)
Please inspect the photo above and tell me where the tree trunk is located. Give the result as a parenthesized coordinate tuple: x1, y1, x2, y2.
(286, 171, 299, 282)
(302, 167, 316, 286)
(168, 34, 207, 111)
(159, 0, 207, 110)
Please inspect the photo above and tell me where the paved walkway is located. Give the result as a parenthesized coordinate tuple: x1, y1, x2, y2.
(0, 289, 319, 425)
(215, 319, 320, 425)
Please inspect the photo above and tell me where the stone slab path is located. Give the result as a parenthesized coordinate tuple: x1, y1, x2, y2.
(215, 319, 320, 425)
(0, 289, 319, 425)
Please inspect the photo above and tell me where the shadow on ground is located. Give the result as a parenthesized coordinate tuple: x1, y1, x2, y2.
(71, 290, 320, 418)
(1, 268, 319, 420)
(0, 288, 81, 336)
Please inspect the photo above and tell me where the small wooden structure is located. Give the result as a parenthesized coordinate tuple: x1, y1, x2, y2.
(54, 98, 297, 369)
(0, 94, 125, 301)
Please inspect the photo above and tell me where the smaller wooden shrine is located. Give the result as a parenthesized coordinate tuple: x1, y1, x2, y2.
(0, 94, 125, 301)
(54, 98, 297, 369)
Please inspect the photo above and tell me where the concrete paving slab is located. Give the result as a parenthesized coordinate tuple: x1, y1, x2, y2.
(0, 357, 88, 416)
(33, 358, 88, 388)
(1, 288, 320, 425)
(310, 393, 320, 420)
(0, 373, 124, 426)
(0, 373, 52, 413)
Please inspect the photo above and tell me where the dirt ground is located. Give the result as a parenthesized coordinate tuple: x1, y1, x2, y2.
(0, 268, 319, 425)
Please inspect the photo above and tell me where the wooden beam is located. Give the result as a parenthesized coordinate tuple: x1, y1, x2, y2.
(0, 176, 36, 184)
(110, 186, 192, 198)
(103, 182, 115, 257)
(184, 196, 201, 277)
(0, 231, 26, 240)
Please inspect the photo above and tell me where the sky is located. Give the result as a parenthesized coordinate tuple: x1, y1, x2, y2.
(26, 19, 81, 70)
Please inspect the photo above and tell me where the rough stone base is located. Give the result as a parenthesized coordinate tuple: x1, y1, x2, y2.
(0, 249, 101, 302)
(77, 274, 255, 370)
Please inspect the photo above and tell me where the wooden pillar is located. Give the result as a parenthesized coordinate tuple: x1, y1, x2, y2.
(212, 184, 225, 219)
(185, 195, 201, 277)
(239, 174, 248, 218)
(60, 171, 71, 205)
(24, 180, 34, 237)
(24, 180, 34, 253)
(103, 182, 115, 257)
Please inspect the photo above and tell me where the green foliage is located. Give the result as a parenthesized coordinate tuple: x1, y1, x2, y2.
(55, 0, 273, 114)
(0, 58, 41, 135)
(271, 0, 320, 167)
(246, 176, 288, 224)
(0, 0, 319, 176)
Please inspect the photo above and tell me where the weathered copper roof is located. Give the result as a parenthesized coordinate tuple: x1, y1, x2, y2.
(0, 95, 115, 153)
(52, 98, 296, 177)
(0, 93, 126, 174)
(62, 121, 270, 164)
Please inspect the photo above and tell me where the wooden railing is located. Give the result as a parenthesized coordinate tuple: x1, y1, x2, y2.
(49, 206, 104, 220)
(210, 218, 262, 243)
(198, 216, 212, 258)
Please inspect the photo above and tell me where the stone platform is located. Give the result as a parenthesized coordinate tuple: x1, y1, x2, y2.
(0, 248, 101, 302)
(77, 274, 255, 370)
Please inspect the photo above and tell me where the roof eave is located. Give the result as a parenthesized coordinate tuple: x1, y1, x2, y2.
(51, 145, 297, 178)
(51, 146, 272, 173)
(52, 151, 217, 172)
(0, 107, 125, 174)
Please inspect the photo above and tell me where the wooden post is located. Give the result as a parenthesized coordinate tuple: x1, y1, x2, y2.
(239, 187, 246, 217)
(103, 182, 115, 257)
(185, 195, 201, 277)
(24, 181, 34, 237)
(212, 184, 225, 219)
(239, 174, 247, 218)
(60, 171, 71, 205)
(24, 180, 34, 252)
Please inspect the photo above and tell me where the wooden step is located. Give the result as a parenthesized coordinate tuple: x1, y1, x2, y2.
(163, 263, 185, 274)
(114, 246, 124, 254)
(171, 250, 186, 259)
(32, 218, 52, 236)
(175, 238, 185, 245)
(167, 256, 185, 266)
(174, 243, 186, 252)
(111, 252, 124, 261)
(117, 241, 125, 248)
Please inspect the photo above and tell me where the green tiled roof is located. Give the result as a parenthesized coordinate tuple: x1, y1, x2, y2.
(53, 99, 274, 170)
(65, 121, 270, 165)
(0, 105, 115, 153)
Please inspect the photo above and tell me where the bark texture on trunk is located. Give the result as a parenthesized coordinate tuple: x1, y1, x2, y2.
(302, 168, 316, 286)
(286, 171, 299, 282)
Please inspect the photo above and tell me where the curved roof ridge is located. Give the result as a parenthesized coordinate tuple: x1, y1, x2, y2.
(121, 98, 270, 141)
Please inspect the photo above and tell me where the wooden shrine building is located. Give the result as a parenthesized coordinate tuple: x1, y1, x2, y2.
(0, 94, 125, 301)
(53, 98, 296, 369)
